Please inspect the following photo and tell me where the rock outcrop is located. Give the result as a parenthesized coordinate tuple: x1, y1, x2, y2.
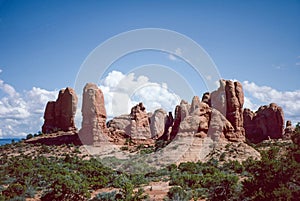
(42, 87, 77, 133)
(179, 102, 210, 134)
(130, 103, 151, 140)
(150, 109, 168, 139)
(201, 92, 211, 106)
(170, 95, 244, 142)
(79, 83, 109, 145)
(284, 120, 294, 139)
(210, 80, 245, 139)
(243, 103, 285, 142)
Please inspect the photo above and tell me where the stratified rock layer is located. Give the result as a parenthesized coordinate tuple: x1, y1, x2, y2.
(42, 87, 77, 133)
(79, 83, 108, 145)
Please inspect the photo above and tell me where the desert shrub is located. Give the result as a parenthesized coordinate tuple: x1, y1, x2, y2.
(169, 161, 239, 200)
(165, 186, 192, 201)
(92, 191, 118, 201)
(222, 160, 244, 174)
(242, 146, 300, 200)
(41, 172, 90, 201)
(26, 134, 33, 140)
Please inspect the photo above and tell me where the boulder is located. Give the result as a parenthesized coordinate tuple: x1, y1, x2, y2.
(79, 83, 109, 145)
(42, 87, 77, 133)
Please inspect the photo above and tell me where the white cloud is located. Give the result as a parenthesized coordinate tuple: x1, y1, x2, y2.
(243, 81, 300, 124)
(0, 76, 57, 138)
(99, 70, 180, 118)
(243, 96, 259, 112)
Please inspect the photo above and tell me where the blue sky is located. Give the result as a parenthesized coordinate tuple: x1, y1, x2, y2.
(0, 0, 299, 138)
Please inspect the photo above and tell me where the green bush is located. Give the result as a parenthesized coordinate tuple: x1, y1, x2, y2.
(166, 186, 192, 201)
(26, 134, 33, 140)
(92, 191, 118, 201)
(41, 173, 90, 201)
(242, 146, 300, 200)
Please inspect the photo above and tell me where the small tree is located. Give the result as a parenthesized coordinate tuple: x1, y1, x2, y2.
(26, 134, 33, 140)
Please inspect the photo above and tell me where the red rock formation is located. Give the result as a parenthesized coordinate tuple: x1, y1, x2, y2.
(243, 103, 285, 142)
(130, 102, 151, 139)
(226, 81, 244, 134)
(79, 83, 109, 145)
(42, 87, 77, 133)
(208, 109, 236, 141)
(210, 80, 245, 140)
(190, 96, 201, 114)
(243, 108, 256, 139)
(170, 105, 182, 140)
(42, 101, 56, 133)
(150, 109, 168, 139)
(179, 102, 211, 134)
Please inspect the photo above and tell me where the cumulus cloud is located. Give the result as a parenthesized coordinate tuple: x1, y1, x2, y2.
(0, 75, 57, 138)
(243, 81, 300, 124)
(99, 70, 180, 118)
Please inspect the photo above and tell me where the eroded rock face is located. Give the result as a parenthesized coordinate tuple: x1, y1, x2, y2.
(79, 83, 108, 145)
(190, 96, 201, 114)
(42, 101, 56, 133)
(225, 81, 244, 136)
(208, 109, 236, 141)
(256, 103, 284, 139)
(178, 102, 211, 134)
(170, 105, 182, 140)
(201, 92, 211, 106)
(42, 87, 77, 133)
(243, 103, 285, 142)
(130, 103, 151, 139)
(243, 108, 256, 139)
(107, 115, 131, 135)
(150, 109, 168, 139)
(210, 80, 245, 140)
